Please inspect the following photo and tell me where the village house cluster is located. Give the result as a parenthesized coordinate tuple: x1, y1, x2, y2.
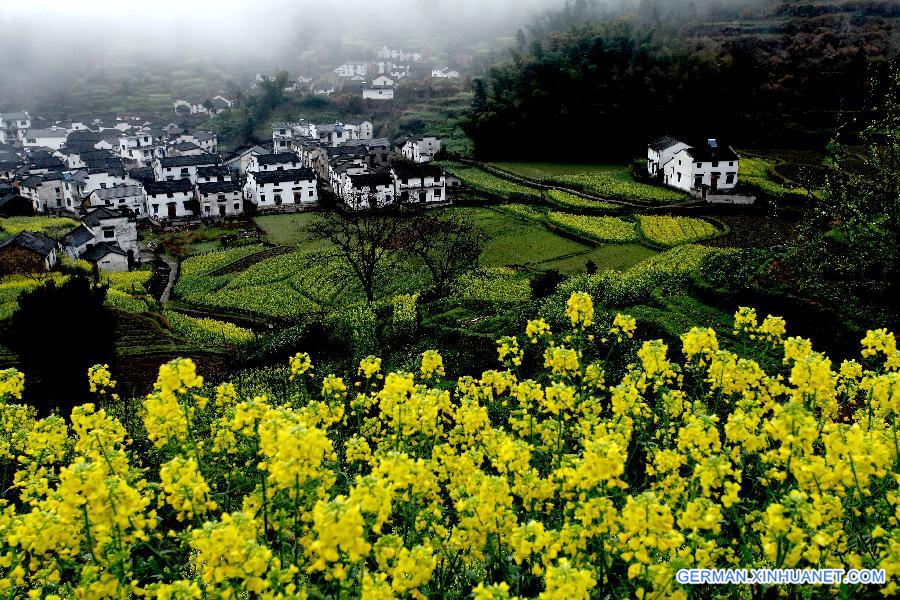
(241, 45, 466, 104)
(0, 99, 452, 275)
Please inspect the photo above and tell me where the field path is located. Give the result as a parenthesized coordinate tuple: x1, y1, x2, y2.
(158, 254, 179, 303)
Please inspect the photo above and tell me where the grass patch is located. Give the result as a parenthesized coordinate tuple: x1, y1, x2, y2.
(253, 213, 332, 250)
(539, 244, 658, 275)
(450, 206, 588, 268)
(545, 189, 619, 212)
(440, 162, 540, 200)
(488, 162, 687, 204)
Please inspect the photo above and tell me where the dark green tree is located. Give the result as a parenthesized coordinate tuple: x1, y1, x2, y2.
(8, 276, 115, 416)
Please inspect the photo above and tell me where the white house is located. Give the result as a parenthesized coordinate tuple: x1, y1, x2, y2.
(431, 67, 460, 79)
(20, 173, 66, 213)
(173, 131, 218, 154)
(168, 142, 204, 156)
(196, 165, 234, 184)
(118, 132, 164, 165)
(154, 154, 221, 183)
(244, 168, 318, 209)
(662, 139, 740, 194)
(0, 112, 31, 144)
(272, 121, 312, 151)
(198, 180, 243, 217)
(341, 172, 395, 210)
(371, 75, 394, 88)
(83, 242, 129, 272)
(63, 169, 134, 213)
(334, 62, 367, 77)
(86, 183, 147, 217)
(647, 136, 691, 179)
(144, 179, 197, 219)
(400, 136, 441, 163)
(22, 128, 68, 150)
(248, 152, 302, 173)
(363, 87, 394, 101)
(391, 163, 447, 205)
(314, 123, 357, 147)
(224, 145, 268, 175)
(81, 206, 139, 256)
(60, 206, 138, 270)
(377, 47, 422, 62)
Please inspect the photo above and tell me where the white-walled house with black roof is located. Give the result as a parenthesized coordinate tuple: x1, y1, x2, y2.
(390, 163, 448, 205)
(341, 172, 395, 210)
(144, 179, 197, 219)
(86, 183, 147, 217)
(196, 165, 234, 184)
(247, 152, 302, 173)
(647, 136, 691, 179)
(198, 180, 243, 217)
(244, 168, 318, 209)
(153, 154, 221, 183)
(661, 139, 740, 194)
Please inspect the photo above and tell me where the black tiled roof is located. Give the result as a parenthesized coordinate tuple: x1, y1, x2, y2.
(62, 224, 95, 247)
(127, 166, 156, 183)
(391, 163, 443, 179)
(144, 179, 195, 195)
(251, 168, 315, 184)
(198, 180, 241, 194)
(158, 154, 220, 168)
(196, 165, 232, 179)
(83, 242, 127, 261)
(648, 136, 684, 151)
(0, 231, 57, 256)
(348, 172, 393, 188)
(82, 206, 129, 226)
(683, 141, 739, 163)
(256, 152, 299, 166)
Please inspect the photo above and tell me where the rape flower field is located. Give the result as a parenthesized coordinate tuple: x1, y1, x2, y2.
(163, 310, 255, 347)
(547, 212, 638, 243)
(0, 216, 79, 242)
(636, 215, 721, 247)
(545, 190, 619, 212)
(0, 293, 896, 598)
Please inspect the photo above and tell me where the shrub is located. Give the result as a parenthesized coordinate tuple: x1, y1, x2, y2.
(391, 293, 419, 338)
(0, 294, 896, 598)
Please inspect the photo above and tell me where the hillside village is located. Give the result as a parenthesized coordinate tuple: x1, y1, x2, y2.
(0, 42, 489, 275)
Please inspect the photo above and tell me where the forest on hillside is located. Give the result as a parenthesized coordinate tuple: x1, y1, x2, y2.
(464, 0, 900, 159)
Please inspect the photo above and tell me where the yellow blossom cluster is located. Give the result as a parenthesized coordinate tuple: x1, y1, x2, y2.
(0, 295, 897, 598)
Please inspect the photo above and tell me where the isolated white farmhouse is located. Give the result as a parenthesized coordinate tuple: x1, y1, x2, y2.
(662, 139, 740, 194)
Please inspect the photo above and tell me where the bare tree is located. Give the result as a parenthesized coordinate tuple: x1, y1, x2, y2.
(308, 194, 407, 304)
(396, 213, 486, 296)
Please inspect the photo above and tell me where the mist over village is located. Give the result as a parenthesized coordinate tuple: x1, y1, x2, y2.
(0, 0, 897, 597)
